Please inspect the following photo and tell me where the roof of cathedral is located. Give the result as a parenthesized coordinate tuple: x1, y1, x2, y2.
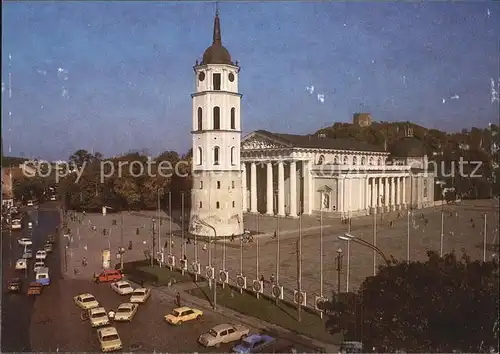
(254, 130, 386, 152)
(201, 10, 233, 65)
(390, 136, 426, 157)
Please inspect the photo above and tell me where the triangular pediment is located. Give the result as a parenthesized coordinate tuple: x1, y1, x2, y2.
(241, 131, 291, 150)
(317, 185, 332, 193)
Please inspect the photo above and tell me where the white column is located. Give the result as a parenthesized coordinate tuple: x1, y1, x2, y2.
(358, 178, 363, 211)
(365, 177, 370, 210)
(384, 177, 389, 210)
(303, 161, 313, 215)
(371, 178, 377, 210)
(266, 162, 273, 215)
(376, 178, 381, 208)
(278, 161, 285, 216)
(391, 177, 396, 210)
(402, 176, 406, 207)
(338, 178, 344, 212)
(344, 177, 351, 214)
(289, 161, 297, 217)
(250, 162, 257, 213)
(242, 163, 247, 211)
(396, 176, 401, 207)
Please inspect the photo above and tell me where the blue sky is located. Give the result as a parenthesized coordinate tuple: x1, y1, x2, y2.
(2, 1, 499, 160)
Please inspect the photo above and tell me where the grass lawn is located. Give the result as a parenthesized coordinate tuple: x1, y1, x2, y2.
(119, 260, 194, 286)
(187, 285, 342, 345)
(136, 265, 194, 285)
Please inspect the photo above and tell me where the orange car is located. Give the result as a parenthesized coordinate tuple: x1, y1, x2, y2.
(93, 270, 123, 283)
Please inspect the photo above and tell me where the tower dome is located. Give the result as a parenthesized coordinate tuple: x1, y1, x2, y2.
(201, 10, 233, 65)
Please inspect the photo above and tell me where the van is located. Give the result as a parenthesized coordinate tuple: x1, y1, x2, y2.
(36, 267, 50, 286)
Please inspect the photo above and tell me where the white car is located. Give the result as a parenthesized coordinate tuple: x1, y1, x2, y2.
(74, 293, 100, 310)
(50, 195, 56, 201)
(28, 221, 33, 229)
(11, 220, 22, 230)
(18, 238, 32, 246)
(89, 307, 110, 328)
(33, 261, 45, 273)
(114, 303, 139, 321)
(15, 258, 27, 270)
(111, 281, 134, 295)
(97, 327, 123, 352)
(35, 250, 47, 261)
(27, 200, 33, 206)
(130, 288, 151, 304)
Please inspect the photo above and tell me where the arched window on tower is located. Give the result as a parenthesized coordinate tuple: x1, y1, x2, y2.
(197, 107, 203, 130)
(230, 108, 236, 129)
(213, 107, 220, 130)
(353, 156, 357, 165)
(230, 146, 236, 165)
(361, 156, 366, 165)
(197, 147, 202, 165)
(213, 146, 220, 165)
(343, 156, 349, 165)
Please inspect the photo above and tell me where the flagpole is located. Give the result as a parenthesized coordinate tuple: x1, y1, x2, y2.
(256, 213, 259, 299)
(373, 208, 377, 275)
(320, 209, 323, 319)
(483, 213, 487, 262)
(169, 192, 172, 271)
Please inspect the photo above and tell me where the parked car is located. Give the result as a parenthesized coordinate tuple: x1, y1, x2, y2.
(97, 326, 123, 352)
(7, 278, 22, 293)
(11, 220, 22, 230)
(43, 243, 53, 253)
(165, 306, 203, 325)
(129, 288, 151, 303)
(15, 259, 27, 270)
(33, 261, 45, 273)
(94, 270, 123, 283)
(18, 238, 32, 246)
(232, 334, 276, 353)
(110, 280, 134, 295)
(198, 324, 250, 347)
(35, 250, 47, 260)
(27, 282, 43, 295)
(74, 293, 99, 310)
(114, 303, 139, 322)
(89, 307, 110, 328)
(26, 200, 34, 207)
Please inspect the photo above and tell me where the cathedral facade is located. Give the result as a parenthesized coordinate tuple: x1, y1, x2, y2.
(189, 11, 436, 237)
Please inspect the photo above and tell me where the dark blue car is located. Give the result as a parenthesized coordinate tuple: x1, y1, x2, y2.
(232, 334, 276, 353)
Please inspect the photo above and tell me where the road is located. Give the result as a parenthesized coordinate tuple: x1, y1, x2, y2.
(1, 204, 61, 352)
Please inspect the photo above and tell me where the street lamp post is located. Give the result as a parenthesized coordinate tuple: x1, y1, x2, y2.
(151, 218, 156, 267)
(335, 248, 343, 294)
(339, 233, 389, 265)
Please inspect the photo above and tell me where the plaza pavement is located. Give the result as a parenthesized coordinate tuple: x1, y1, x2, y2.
(64, 199, 499, 308)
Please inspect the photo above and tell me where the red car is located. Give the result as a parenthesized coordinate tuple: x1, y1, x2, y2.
(93, 269, 123, 283)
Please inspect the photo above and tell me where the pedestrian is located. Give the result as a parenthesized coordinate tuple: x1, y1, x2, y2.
(82, 257, 87, 267)
(202, 243, 207, 251)
(183, 254, 187, 261)
(270, 273, 275, 284)
(187, 237, 191, 244)
(176, 292, 181, 307)
(260, 274, 265, 283)
(108, 310, 115, 320)
(389, 221, 394, 228)
(171, 240, 175, 248)
(230, 233, 235, 242)
(272, 231, 277, 239)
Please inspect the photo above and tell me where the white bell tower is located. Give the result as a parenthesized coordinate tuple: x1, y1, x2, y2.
(189, 9, 243, 237)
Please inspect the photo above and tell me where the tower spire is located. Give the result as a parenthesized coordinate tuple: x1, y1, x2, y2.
(213, 2, 221, 44)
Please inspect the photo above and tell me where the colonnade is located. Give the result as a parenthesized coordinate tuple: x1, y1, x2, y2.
(242, 160, 308, 217)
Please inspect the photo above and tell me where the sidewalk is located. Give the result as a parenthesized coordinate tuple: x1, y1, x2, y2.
(129, 279, 339, 353)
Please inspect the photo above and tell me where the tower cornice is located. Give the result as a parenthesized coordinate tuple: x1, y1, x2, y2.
(191, 91, 243, 99)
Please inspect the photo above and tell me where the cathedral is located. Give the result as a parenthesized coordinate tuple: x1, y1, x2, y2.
(189, 10, 435, 238)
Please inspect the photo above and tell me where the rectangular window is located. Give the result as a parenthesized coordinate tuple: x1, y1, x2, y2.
(217, 181, 221, 189)
(231, 181, 235, 189)
(232, 201, 235, 208)
(213, 73, 221, 90)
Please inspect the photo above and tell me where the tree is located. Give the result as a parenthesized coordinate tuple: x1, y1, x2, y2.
(326, 251, 499, 352)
